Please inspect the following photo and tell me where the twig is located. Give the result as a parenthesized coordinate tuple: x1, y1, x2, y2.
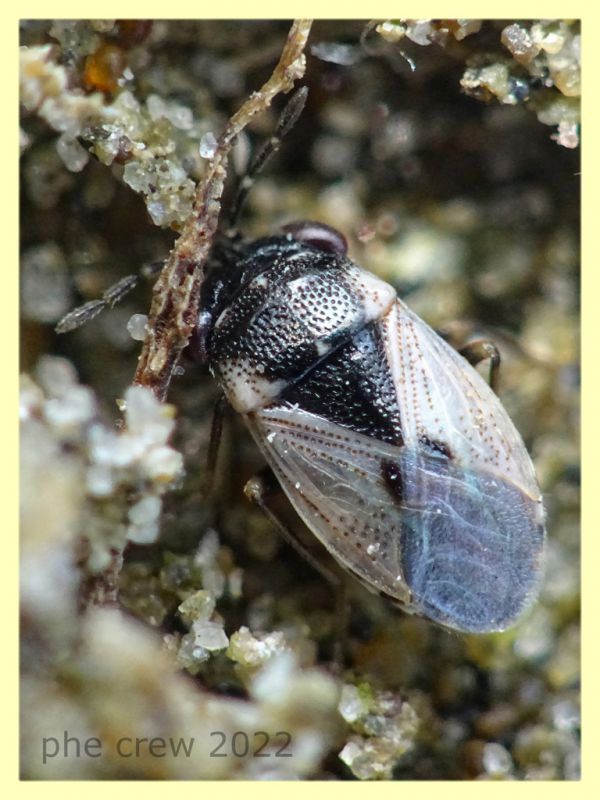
(133, 19, 313, 401)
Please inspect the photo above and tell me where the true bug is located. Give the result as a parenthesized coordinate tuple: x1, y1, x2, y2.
(58, 87, 546, 635)
(197, 214, 545, 635)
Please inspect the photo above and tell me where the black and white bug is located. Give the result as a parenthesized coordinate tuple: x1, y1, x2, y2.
(197, 219, 546, 635)
(57, 86, 545, 635)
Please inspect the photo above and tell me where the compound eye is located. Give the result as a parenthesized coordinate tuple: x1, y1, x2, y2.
(281, 220, 348, 256)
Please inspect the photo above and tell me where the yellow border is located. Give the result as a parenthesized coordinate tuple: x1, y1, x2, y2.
(12, 3, 592, 795)
(6, 3, 594, 18)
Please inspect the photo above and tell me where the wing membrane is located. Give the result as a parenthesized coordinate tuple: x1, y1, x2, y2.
(246, 406, 545, 633)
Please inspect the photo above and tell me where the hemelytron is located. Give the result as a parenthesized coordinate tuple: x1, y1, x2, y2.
(200, 221, 546, 635)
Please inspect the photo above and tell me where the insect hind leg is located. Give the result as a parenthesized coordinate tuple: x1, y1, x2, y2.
(244, 466, 349, 668)
(244, 467, 342, 587)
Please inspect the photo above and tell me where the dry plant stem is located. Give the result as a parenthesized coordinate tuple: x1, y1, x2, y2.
(83, 21, 312, 613)
(133, 19, 313, 402)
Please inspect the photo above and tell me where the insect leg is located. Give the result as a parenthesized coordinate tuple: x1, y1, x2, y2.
(244, 466, 342, 587)
(458, 339, 501, 392)
(203, 394, 228, 495)
(243, 466, 349, 667)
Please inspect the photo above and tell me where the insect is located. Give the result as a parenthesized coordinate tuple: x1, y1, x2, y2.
(196, 215, 546, 635)
(57, 87, 545, 635)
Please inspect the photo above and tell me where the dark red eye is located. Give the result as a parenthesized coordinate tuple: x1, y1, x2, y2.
(281, 220, 348, 255)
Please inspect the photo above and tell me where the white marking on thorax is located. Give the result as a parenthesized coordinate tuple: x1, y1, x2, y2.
(345, 265, 396, 321)
(251, 274, 269, 289)
(219, 356, 288, 413)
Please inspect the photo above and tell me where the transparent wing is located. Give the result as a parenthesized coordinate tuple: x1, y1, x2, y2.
(381, 300, 541, 499)
(246, 405, 545, 633)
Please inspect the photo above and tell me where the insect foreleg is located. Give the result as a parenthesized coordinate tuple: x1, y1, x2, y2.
(202, 394, 229, 496)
